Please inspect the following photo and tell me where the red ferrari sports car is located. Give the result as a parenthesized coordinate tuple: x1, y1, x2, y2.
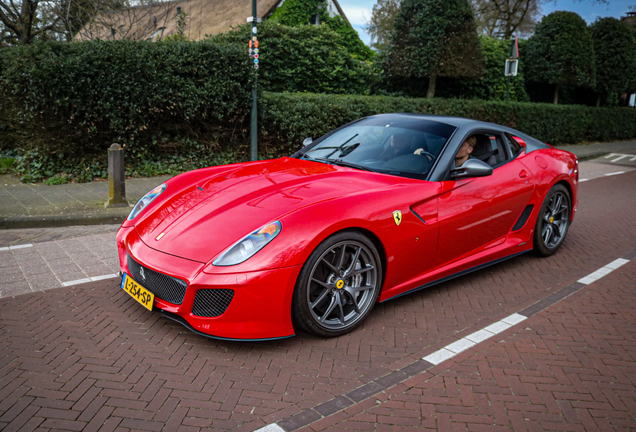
(116, 114, 578, 340)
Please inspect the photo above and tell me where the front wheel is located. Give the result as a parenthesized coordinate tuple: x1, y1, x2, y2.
(292, 231, 382, 337)
(533, 184, 571, 257)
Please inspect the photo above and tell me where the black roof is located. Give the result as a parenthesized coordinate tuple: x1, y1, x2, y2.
(367, 113, 493, 129)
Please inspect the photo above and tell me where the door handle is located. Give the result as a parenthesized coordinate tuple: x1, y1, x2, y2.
(519, 170, 527, 178)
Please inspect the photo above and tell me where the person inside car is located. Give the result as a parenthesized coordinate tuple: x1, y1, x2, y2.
(454, 136, 477, 166)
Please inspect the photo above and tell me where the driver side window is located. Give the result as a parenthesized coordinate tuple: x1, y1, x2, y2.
(469, 133, 509, 168)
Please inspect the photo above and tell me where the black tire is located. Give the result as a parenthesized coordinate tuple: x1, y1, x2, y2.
(292, 231, 383, 337)
(533, 183, 571, 257)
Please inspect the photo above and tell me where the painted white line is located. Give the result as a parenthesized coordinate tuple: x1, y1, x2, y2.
(502, 313, 527, 326)
(611, 155, 628, 162)
(578, 258, 629, 285)
(423, 348, 456, 365)
(579, 179, 589, 182)
(445, 338, 476, 354)
(9, 244, 33, 250)
(0, 247, 8, 251)
(61, 274, 119, 286)
(62, 278, 91, 286)
(484, 320, 513, 335)
(253, 424, 285, 432)
(423, 313, 528, 366)
(606, 258, 629, 270)
(90, 274, 118, 281)
(604, 171, 625, 177)
(465, 329, 495, 344)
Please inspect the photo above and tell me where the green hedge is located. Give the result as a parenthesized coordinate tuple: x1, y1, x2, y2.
(0, 39, 251, 155)
(260, 92, 636, 152)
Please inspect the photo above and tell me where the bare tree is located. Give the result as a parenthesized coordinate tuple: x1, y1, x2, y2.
(74, 0, 175, 41)
(470, 0, 540, 39)
(0, 0, 63, 44)
(0, 0, 176, 45)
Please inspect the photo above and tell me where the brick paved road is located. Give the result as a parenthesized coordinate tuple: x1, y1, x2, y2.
(315, 258, 636, 432)
(0, 170, 635, 431)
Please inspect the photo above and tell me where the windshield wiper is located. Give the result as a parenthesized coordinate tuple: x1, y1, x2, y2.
(312, 157, 373, 172)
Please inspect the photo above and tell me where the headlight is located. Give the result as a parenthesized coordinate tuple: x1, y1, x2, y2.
(127, 183, 166, 220)
(213, 221, 282, 266)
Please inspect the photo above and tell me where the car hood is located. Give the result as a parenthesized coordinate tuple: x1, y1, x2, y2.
(134, 157, 393, 263)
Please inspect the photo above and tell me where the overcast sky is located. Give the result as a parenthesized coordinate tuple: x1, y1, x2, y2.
(337, 0, 636, 46)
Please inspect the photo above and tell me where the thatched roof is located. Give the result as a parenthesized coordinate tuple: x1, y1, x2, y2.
(75, 0, 350, 42)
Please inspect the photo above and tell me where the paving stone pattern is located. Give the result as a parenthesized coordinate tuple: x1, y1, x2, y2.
(313, 258, 636, 432)
(0, 225, 119, 248)
(0, 233, 119, 298)
(0, 174, 171, 228)
(0, 170, 635, 430)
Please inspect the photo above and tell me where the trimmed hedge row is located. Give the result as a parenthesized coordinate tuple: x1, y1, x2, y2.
(0, 39, 252, 155)
(260, 92, 636, 152)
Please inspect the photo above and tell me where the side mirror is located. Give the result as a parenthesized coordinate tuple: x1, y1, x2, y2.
(450, 159, 493, 179)
(303, 137, 313, 146)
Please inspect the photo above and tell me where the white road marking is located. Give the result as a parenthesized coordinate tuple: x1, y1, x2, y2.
(61, 274, 118, 286)
(579, 179, 589, 182)
(423, 313, 528, 365)
(604, 171, 625, 177)
(62, 278, 91, 286)
(0, 244, 34, 251)
(253, 425, 286, 432)
(604, 153, 636, 162)
(578, 258, 629, 285)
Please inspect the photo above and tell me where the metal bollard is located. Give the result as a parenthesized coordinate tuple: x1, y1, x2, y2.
(105, 143, 130, 208)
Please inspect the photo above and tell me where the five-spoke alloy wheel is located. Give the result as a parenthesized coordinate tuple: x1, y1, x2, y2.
(533, 184, 571, 256)
(292, 231, 382, 337)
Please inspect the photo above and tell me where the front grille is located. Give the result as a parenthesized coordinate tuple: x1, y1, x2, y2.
(127, 254, 187, 305)
(192, 289, 234, 317)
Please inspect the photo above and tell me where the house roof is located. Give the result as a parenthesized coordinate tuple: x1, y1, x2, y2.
(75, 0, 350, 42)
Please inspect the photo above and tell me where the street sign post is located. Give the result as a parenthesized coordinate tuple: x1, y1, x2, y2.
(505, 34, 519, 102)
(248, 1, 259, 161)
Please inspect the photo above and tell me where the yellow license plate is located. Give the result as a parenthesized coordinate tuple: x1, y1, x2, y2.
(121, 273, 155, 311)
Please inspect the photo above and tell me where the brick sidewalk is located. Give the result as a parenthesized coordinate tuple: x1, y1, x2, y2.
(0, 225, 119, 248)
(0, 232, 118, 298)
(313, 257, 636, 432)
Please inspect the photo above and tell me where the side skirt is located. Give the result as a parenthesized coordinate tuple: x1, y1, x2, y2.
(381, 249, 531, 303)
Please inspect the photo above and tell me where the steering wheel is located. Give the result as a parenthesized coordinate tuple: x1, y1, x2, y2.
(414, 149, 435, 162)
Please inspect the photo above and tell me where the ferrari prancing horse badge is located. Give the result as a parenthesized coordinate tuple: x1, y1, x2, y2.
(393, 210, 402, 226)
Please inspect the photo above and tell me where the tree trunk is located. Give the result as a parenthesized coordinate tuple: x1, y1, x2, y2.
(596, 93, 601, 107)
(427, 74, 437, 98)
(553, 83, 560, 105)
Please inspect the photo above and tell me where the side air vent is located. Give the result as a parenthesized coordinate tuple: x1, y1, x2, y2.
(512, 205, 534, 232)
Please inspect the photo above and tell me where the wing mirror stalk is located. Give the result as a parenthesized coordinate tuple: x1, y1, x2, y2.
(450, 159, 493, 179)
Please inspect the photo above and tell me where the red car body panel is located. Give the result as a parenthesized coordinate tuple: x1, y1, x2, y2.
(116, 121, 579, 340)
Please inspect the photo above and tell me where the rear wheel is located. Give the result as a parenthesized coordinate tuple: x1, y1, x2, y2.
(292, 231, 382, 337)
(533, 184, 571, 256)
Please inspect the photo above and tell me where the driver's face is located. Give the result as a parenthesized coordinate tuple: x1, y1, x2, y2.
(456, 140, 474, 160)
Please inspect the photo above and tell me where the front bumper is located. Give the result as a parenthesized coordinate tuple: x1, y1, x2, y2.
(116, 226, 300, 340)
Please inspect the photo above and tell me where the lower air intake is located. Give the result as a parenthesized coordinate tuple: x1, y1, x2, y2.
(192, 289, 234, 317)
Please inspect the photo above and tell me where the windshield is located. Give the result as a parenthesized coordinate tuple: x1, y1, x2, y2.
(301, 116, 456, 179)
